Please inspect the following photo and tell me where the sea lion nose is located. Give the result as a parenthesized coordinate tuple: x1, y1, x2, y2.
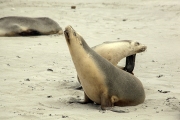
(142, 46, 147, 51)
(144, 46, 147, 50)
(65, 25, 72, 31)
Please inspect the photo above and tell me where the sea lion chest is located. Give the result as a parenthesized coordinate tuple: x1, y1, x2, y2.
(73, 53, 108, 104)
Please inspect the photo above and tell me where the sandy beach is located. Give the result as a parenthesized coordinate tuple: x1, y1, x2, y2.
(0, 0, 180, 119)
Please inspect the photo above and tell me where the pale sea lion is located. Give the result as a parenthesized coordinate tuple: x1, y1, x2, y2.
(0, 16, 63, 36)
(64, 25, 145, 112)
(92, 40, 146, 67)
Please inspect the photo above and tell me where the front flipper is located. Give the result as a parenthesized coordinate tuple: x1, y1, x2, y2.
(69, 92, 94, 104)
(75, 76, 83, 90)
(78, 92, 94, 104)
(75, 86, 83, 90)
(123, 54, 136, 75)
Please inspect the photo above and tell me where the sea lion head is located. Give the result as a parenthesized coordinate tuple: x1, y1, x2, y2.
(64, 25, 88, 49)
(64, 25, 91, 61)
(130, 41, 147, 53)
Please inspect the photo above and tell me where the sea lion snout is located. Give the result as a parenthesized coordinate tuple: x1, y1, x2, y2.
(64, 26, 74, 44)
(64, 26, 83, 46)
(65, 25, 74, 33)
(64, 30, 70, 44)
(140, 45, 147, 52)
(136, 44, 147, 53)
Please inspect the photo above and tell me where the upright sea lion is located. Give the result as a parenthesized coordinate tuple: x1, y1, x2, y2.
(76, 40, 147, 89)
(0, 16, 63, 36)
(64, 25, 145, 111)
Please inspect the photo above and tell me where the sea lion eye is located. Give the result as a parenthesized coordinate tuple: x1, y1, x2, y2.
(73, 32, 76, 36)
(135, 42, 140, 46)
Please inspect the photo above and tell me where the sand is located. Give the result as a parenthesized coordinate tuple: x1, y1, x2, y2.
(0, 0, 180, 120)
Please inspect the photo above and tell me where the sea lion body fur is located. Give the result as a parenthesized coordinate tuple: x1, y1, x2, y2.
(76, 37, 147, 89)
(64, 26, 145, 110)
(92, 40, 146, 67)
(0, 16, 63, 36)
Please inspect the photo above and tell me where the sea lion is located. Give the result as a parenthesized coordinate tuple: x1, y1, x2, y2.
(0, 16, 63, 36)
(76, 40, 147, 89)
(76, 54, 136, 90)
(92, 40, 146, 68)
(64, 25, 145, 112)
(76, 54, 137, 90)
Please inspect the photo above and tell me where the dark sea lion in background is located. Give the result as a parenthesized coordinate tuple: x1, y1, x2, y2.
(0, 16, 63, 36)
(64, 25, 145, 112)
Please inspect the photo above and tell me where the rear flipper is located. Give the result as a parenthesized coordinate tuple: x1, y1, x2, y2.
(70, 92, 129, 113)
(100, 94, 128, 113)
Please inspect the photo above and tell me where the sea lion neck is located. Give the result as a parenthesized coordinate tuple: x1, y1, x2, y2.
(80, 38, 92, 52)
(64, 26, 88, 48)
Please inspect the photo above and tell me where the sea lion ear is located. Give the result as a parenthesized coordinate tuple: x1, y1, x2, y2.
(135, 42, 140, 46)
(73, 32, 76, 36)
(78, 38, 82, 45)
